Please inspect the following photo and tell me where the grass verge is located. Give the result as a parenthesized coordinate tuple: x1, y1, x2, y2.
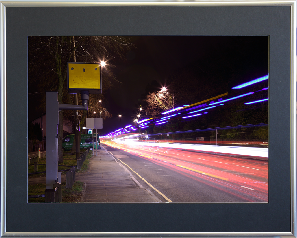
(28, 149, 93, 203)
(28, 181, 85, 203)
(62, 181, 85, 203)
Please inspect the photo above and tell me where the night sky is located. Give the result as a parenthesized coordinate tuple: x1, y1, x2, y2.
(102, 36, 268, 134)
(28, 36, 268, 135)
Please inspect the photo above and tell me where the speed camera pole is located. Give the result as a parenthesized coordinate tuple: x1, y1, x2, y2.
(45, 62, 103, 202)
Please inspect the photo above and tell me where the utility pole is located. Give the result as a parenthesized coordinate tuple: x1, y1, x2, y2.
(45, 91, 89, 202)
(45, 62, 102, 203)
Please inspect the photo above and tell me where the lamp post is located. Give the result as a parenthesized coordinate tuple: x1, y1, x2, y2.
(160, 86, 174, 109)
(99, 61, 106, 94)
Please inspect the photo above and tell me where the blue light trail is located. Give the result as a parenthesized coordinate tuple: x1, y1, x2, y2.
(209, 92, 254, 105)
(245, 98, 268, 105)
(182, 113, 202, 119)
(188, 105, 217, 114)
(232, 75, 268, 89)
(162, 106, 184, 114)
(103, 73, 268, 137)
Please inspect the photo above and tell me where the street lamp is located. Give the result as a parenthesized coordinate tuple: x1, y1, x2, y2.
(100, 61, 106, 67)
(160, 86, 174, 109)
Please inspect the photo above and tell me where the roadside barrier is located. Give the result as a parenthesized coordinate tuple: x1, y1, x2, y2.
(76, 148, 90, 170)
(66, 148, 90, 189)
(66, 167, 76, 189)
(29, 148, 90, 201)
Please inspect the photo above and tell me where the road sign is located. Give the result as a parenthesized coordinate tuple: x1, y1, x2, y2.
(67, 62, 102, 94)
(86, 118, 103, 129)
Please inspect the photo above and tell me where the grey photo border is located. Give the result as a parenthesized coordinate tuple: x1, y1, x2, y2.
(0, 0, 296, 237)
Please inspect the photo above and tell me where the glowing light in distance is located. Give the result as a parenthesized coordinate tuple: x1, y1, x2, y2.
(232, 75, 268, 89)
(245, 98, 268, 105)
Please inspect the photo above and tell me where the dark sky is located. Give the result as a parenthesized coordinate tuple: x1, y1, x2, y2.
(102, 36, 268, 134)
(28, 36, 268, 135)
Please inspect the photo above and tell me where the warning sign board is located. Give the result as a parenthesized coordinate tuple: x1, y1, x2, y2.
(68, 62, 102, 94)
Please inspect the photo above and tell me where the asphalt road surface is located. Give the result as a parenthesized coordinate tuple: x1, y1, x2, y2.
(102, 141, 268, 203)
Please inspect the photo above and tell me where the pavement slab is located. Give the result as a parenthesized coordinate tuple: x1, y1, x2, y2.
(76, 147, 160, 203)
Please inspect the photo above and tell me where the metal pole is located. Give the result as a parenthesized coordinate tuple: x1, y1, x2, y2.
(216, 129, 218, 146)
(46, 92, 59, 190)
(45, 90, 89, 202)
(96, 129, 98, 156)
(100, 66, 102, 94)
(92, 130, 94, 155)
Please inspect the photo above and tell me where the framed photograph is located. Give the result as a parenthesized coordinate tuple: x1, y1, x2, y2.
(1, 0, 296, 237)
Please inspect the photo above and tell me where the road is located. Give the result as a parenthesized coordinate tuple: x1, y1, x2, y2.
(102, 140, 268, 203)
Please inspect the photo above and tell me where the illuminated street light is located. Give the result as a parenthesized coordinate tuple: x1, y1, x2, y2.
(100, 61, 106, 67)
(99, 100, 102, 103)
(118, 114, 122, 118)
(161, 86, 167, 92)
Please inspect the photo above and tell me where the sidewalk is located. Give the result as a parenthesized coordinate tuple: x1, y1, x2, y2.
(76, 147, 161, 203)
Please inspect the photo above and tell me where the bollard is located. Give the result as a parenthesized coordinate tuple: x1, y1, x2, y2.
(82, 153, 86, 163)
(45, 189, 55, 203)
(72, 167, 76, 182)
(66, 170, 73, 189)
(38, 147, 41, 161)
(34, 158, 38, 172)
(54, 182, 62, 203)
(77, 159, 81, 170)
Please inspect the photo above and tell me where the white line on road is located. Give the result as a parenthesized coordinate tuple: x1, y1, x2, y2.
(109, 152, 172, 203)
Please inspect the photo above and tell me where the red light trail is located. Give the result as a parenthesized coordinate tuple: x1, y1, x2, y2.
(102, 140, 268, 202)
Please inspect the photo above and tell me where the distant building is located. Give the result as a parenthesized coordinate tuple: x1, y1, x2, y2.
(32, 114, 73, 138)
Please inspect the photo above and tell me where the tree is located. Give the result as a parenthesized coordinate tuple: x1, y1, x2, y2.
(28, 36, 134, 161)
(144, 87, 174, 118)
